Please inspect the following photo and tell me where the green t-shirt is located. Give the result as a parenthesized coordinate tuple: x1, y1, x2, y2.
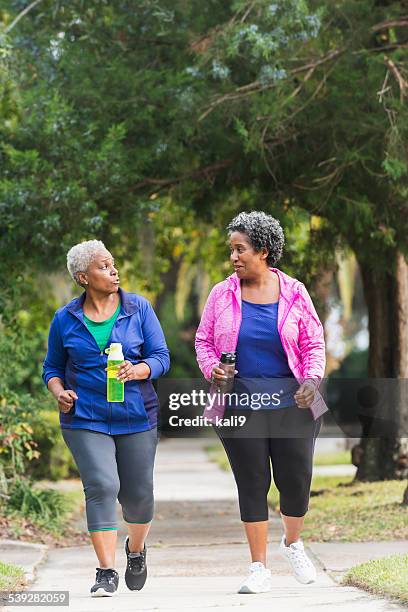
(84, 302, 121, 352)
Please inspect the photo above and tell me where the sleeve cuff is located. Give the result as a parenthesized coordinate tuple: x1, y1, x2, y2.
(204, 360, 220, 381)
(43, 371, 65, 386)
(303, 377, 321, 390)
(142, 358, 163, 380)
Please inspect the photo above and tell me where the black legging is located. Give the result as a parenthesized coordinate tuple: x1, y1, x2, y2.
(216, 405, 322, 521)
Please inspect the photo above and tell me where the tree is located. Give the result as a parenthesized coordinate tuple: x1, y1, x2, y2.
(169, 0, 408, 480)
(2, 0, 407, 481)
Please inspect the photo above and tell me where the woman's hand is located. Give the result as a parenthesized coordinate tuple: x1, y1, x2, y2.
(211, 367, 238, 382)
(211, 366, 228, 381)
(116, 360, 150, 382)
(294, 382, 315, 409)
(57, 390, 78, 413)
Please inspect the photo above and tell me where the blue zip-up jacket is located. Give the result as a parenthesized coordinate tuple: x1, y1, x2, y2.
(42, 288, 170, 434)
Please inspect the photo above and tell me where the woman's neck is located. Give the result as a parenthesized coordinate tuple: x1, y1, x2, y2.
(242, 267, 273, 289)
(241, 268, 280, 303)
(83, 290, 120, 317)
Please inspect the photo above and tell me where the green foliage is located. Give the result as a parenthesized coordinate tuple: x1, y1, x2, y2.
(6, 477, 70, 530)
(0, 273, 60, 484)
(1, 0, 407, 278)
(382, 156, 407, 181)
(0, 28, 19, 126)
(28, 411, 78, 481)
(159, 293, 201, 377)
(0, 392, 42, 479)
(0, 2, 406, 457)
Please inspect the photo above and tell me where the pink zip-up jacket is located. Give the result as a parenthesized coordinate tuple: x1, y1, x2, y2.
(195, 268, 328, 420)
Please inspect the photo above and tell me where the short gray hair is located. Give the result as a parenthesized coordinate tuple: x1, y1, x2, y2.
(226, 211, 285, 267)
(67, 239, 108, 285)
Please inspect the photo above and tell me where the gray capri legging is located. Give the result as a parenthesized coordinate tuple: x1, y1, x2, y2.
(61, 427, 158, 532)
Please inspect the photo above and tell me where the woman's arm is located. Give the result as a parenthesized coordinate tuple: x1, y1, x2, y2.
(297, 283, 326, 385)
(43, 314, 67, 387)
(116, 300, 170, 383)
(43, 314, 78, 412)
(195, 285, 221, 380)
(47, 377, 78, 412)
(47, 377, 65, 399)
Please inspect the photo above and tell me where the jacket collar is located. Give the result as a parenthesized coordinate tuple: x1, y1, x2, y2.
(226, 267, 299, 302)
(66, 287, 140, 317)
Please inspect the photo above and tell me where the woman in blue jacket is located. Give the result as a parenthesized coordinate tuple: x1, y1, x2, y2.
(43, 239, 170, 597)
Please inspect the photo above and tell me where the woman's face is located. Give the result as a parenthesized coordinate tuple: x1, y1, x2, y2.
(82, 251, 120, 293)
(229, 231, 268, 279)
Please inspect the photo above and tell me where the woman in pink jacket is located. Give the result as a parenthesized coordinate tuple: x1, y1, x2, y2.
(195, 211, 327, 594)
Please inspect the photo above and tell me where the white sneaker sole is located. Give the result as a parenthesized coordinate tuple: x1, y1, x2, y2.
(291, 573, 316, 585)
(238, 581, 271, 594)
(279, 549, 316, 584)
(91, 588, 116, 597)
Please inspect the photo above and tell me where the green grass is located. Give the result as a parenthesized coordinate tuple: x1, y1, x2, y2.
(343, 554, 408, 605)
(269, 476, 407, 541)
(206, 444, 408, 542)
(206, 444, 230, 471)
(0, 561, 25, 591)
(207, 445, 351, 469)
(313, 450, 351, 465)
(63, 489, 84, 509)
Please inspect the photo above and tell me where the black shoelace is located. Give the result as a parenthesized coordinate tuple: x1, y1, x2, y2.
(96, 568, 117, 584)
(127, 551, 145, 573)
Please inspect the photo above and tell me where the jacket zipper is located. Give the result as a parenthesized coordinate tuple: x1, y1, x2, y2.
(69, 310, 129, 433)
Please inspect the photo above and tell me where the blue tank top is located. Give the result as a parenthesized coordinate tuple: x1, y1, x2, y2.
(234, 300, 297, 409)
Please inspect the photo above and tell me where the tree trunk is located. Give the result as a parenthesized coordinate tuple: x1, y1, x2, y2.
(353, 250, 408, 481)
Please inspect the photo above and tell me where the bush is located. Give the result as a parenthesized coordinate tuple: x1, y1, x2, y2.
(6, 478, 70, 529)
(0, 392, 43, 480)
(27, 410, 78, 481)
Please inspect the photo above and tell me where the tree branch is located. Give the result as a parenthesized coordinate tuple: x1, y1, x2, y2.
(198, 48, 345, 121)
(384, 55, 408, 102)
(371, 17, 408, 33)
(132, 159, 234, 194)
(5, 0, 44, 33)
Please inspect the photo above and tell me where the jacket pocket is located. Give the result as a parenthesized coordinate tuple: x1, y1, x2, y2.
(125, 384, 150, 423)
(74, 398, 95, 421)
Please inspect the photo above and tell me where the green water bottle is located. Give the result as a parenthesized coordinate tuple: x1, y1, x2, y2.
(105, 342, 124, 402)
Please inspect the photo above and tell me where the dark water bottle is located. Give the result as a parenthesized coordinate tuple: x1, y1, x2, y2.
(218, 352, 236, 393)
(204, 352, 236, 422)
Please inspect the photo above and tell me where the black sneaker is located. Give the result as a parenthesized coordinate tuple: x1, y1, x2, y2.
(90, 568, 119, 597)
(124, 536, 147, 591)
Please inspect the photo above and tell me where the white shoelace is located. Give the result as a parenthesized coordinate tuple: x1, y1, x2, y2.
(286, 542, 314, 570)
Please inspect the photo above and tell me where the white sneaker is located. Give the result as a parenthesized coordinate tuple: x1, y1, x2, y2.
(238, 561, 272, 594)
(279, 535, 317, 584)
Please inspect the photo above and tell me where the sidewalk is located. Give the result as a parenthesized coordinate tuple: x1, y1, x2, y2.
(1, 436, 406, 611)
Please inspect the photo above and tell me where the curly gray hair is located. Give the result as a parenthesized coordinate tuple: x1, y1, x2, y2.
(226, 211, 285, 267)
(67, 239, 109, 285)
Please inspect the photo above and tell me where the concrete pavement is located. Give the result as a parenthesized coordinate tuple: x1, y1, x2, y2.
(0, 539, 47, 584)
(1, 436, 406, 611)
